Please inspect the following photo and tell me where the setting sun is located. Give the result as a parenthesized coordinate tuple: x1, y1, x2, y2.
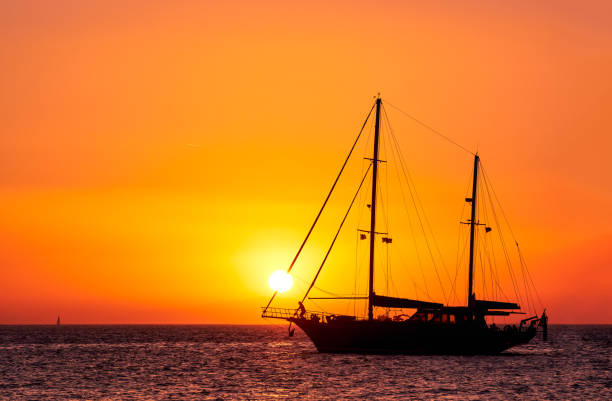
(268, 270, 293, 293)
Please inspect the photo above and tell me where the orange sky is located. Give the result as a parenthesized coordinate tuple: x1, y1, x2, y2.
(1, 0, 611, 324)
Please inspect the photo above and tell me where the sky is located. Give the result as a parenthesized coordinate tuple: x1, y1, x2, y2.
(0, 0, 611, 324)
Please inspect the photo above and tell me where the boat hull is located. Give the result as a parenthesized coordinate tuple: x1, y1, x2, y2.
(291, 318, 536, 355)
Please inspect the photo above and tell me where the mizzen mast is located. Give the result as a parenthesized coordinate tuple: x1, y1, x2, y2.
(367, 96, 382, 320)
(467, 154, 480, 308)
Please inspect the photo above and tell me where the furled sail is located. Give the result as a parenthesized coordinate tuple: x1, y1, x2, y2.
(475, 300, 520, 310)
(372, 294, 442, 309)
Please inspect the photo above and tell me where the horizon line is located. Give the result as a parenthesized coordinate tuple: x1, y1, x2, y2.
(1, 322, 611, 326)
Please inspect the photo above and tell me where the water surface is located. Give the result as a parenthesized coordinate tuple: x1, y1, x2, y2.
(0, 325, 609, 400)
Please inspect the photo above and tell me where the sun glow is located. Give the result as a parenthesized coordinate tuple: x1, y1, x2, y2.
(268, 270, 293, 293)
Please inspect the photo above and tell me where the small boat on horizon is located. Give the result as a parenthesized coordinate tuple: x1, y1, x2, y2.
(262, 96, 547, 354)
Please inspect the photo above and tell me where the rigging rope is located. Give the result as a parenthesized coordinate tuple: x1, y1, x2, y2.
(480, 163, 544, 312)
(477, 185, 510, 303)
(353, 115, 376, 317)
(292, 273, 364, 299)
(517, 243, 545, 311)
(481, 167, 523, 307)
(479, 161, 544, 314)
(383, 105, 450, 304)
(384, 100, 475, 156)
(450, 172, 474, 305)
(384, 120, 432, 300)
(301, 164, 373, 304)
(263, 102, 375, 314)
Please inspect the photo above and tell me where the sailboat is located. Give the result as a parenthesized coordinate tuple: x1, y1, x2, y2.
(262, 96, 547, 354)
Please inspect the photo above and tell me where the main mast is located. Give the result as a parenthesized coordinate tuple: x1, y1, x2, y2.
(467, 154, 479, 308)
(368, 97, 382, 320)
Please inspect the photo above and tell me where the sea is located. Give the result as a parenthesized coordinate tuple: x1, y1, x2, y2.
(0, 325, 609, 400)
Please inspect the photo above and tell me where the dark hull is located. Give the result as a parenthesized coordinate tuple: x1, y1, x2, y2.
(291, 318, 536, 355)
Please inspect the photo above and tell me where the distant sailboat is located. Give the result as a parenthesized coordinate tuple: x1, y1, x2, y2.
(262, 96, 548, 354)
(56, 315, 60, 326)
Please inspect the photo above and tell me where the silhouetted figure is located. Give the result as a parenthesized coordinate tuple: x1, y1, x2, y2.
(297, 301, 306, 318)
(540, 310, 548, 341)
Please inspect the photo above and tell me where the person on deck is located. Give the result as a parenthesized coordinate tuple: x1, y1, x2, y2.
(297, 301, 306, 318)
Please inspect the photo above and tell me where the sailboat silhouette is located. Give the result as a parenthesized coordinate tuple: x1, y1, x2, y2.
(262, 96, 547, 354)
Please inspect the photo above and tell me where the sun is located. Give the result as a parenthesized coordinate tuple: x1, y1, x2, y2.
(268, 270, 293, 293)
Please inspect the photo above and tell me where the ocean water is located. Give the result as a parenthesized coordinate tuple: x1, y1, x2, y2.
(0, 325, 609, 400)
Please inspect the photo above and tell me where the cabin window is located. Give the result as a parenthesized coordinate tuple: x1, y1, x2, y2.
(449, 315, 456, 323)
(441, 314, 447, 323)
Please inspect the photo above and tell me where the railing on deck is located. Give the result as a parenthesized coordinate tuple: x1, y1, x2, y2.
(261, 307, 357, 321)
(261, 307, 298, 319)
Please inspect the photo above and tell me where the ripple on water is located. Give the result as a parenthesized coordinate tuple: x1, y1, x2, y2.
(0, 325, 610, 399)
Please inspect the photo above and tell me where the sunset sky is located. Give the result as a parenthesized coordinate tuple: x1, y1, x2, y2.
(1, 0, 610, 324)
